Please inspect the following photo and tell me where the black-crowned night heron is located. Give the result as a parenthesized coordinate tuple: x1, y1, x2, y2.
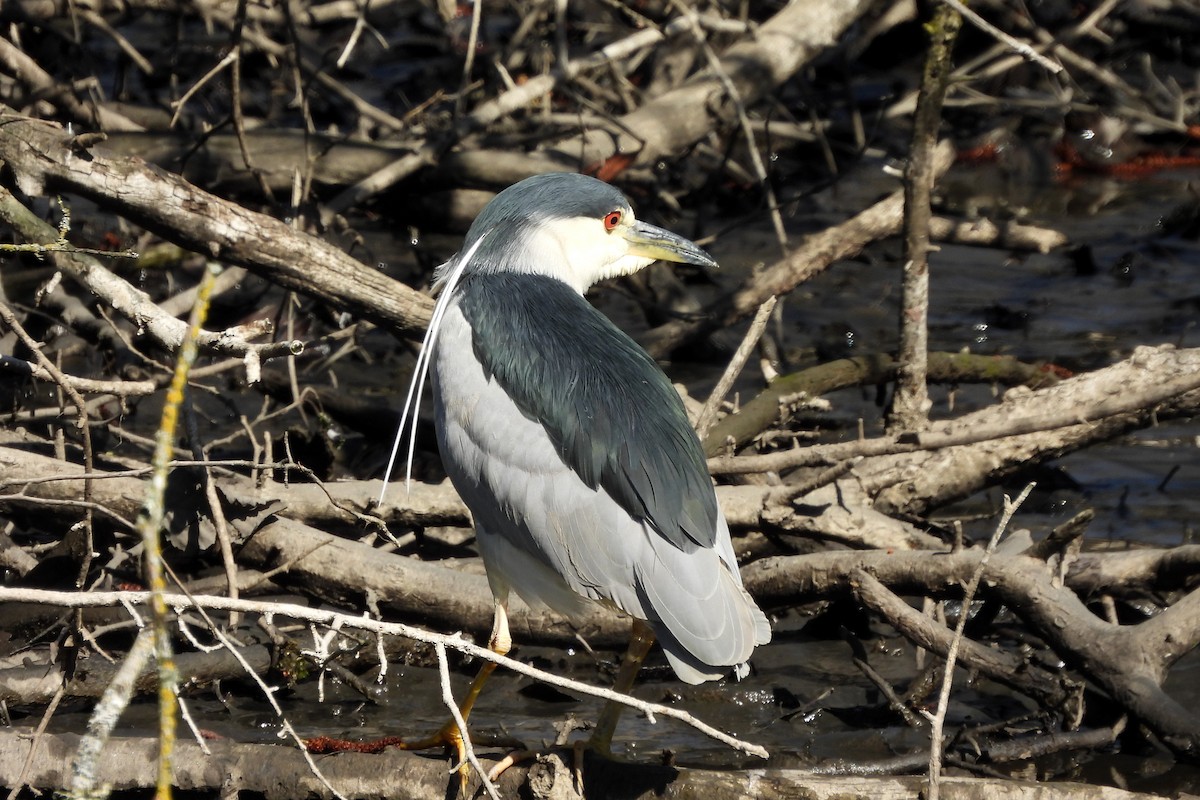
(389, 172, 770, 770)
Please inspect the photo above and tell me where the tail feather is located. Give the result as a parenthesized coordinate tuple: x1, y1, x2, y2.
(636, 548, 771, 685)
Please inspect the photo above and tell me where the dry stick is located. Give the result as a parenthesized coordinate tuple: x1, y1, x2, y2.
(435, 644, 502, 800)
(0, 287, 98, 662)
(643, 141, 956, 360)
(924, 483, 1035, 800)
(3, 686, 64, 800)
(8, 344, 261, 411)
(229, 0, 278, 203)
(138, 263, 219, 800)
(884, 0, 1101, 120)
(167, 570, 347, 799)
(711, 354, 1200, 475)
(78, 8, 156, 75)
(0, 587, 768, 760)
(0, 299, 94, 565)
(668, 0, 787, 253)
(455, 0, 484, 117)
(322, 14, 703, 215)
(695, 296, 777, 441)
(0, 109, 431, 337)
(938, 0, 1062, 74)
(891, 3, 960, 434)
(69, 630, 156, 797)
(0, 38, 143, 132)
(0, 183, 301, 361)
(170, 50, 239, 128)
(334, 0, 384, 69)
(182, 399, 241, 628)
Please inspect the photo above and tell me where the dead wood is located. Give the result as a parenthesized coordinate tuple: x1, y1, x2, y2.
(891, 6, 962, 434)
(1065, 546, 1200, 599)
(98, 130, 412, 195)
(542, 0, 874, 173)
(745, 548, 1200, 759)
(861, 345, 1200, 516)
(323, 0, 877, 211)
(928, 216, 1068, 252)
(0, 440, 629, 648)
(711, 345, 1200, 515)
(0, 183, 293, 361)
(1, 0, 1197, 793)
(702, 350, 1061, 458)
(0, 108, 434, 340)
(0, 730, 1170, 800)
(849, 568, 1079, 711)
(7, 433, 1198, 754)
(0, 642, 273, 705)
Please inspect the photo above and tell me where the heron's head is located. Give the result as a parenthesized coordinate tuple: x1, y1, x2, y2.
(444, 172, 717, 294)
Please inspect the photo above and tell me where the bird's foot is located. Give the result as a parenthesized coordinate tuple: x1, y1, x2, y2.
(485, 748, 538, 784)
(394, 721, 474, 793)
(481, 744, 605, 799)
(570, 732, 618, 795)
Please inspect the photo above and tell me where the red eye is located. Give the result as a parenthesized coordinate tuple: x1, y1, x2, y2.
(603, 210, 622, 231)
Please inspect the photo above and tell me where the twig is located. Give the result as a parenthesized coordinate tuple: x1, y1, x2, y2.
(0, 587, 769, 760)
(183, 400, 241, 628)
(938, 0, 1062, 75)
(435, 643, 501, 800)
(668, 0, 787, 252)
(843, 630, 925, 729)
(138, 263, 220, 799)
(0, 184, 300, 362)
(4, 686, 64, 800)
(0, 299, 95, 556)
(695, 296, 776, 441)
(455, 0, 484, 117)
(170, 50, 239, 128)
(69, 630, 156, 797)
(712, 348, 1200, 475)
(923, 483, 1035, 800)
(79, 9, 155, 75)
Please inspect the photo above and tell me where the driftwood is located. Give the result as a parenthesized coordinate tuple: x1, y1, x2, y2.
(0, 731, 1170, 800)
(0, 110, 434, 341)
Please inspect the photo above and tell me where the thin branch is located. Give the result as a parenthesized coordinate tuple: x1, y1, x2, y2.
(695, 296, 776, 441)
(435, 644, 501, 800)
(69, 630, 155, 797)
(938, 0, 1063, 75)
(924, 483, 1035, 800)
(890, 3, 960, 433)
(0, 587, 769, 760)
(138, 264, 221, 799)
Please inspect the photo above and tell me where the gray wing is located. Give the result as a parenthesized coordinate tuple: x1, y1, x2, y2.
(454, 272, 717, 553)
(431, 296, 770, 682)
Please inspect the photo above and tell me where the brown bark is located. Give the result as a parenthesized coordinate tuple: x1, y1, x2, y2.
(0, 109, 434, 340)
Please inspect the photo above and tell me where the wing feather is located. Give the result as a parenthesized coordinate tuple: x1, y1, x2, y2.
(455, 272, 717, 551)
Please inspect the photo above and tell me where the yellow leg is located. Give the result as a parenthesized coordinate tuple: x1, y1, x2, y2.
(397, 598, 511, 792)
(457, 597, 512, 725)
(489, 619, 658, 791)
(589, 618, 656, 754)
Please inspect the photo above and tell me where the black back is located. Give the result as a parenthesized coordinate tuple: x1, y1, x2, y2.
(456, 272, 718, 552)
